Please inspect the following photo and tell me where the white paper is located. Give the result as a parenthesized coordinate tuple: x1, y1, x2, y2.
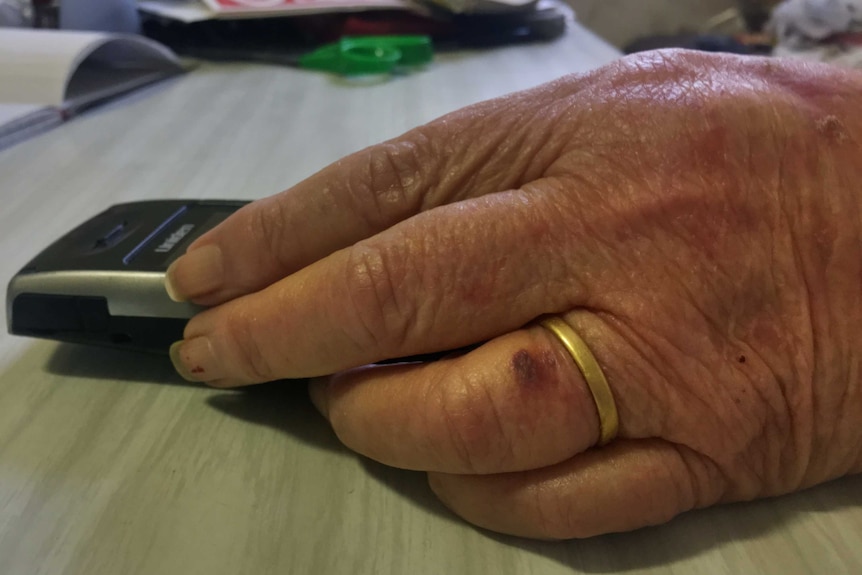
(138, 0, 217, 23)
(0, 29, 184, 151)
(424, 0, 534, 14)
(0, 104, 62, 151)
(0, 29, 183, 107)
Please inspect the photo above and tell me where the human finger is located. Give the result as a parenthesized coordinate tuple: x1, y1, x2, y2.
(165, 84, 576, 306)
(307, 324, 617, 474)
(170, 186, 600, 385)
(428, 439, 725, 539)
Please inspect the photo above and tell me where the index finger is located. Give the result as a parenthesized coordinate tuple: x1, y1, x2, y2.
(165, 83, 576, 306)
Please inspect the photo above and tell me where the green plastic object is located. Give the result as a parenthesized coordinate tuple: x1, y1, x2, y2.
(298, 35, 433, 76)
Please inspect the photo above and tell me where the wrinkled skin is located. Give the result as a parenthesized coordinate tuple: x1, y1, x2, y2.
(166, 50, 862, 539)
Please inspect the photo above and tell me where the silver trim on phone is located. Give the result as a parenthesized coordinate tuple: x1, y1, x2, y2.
(6, 270, 201, 331)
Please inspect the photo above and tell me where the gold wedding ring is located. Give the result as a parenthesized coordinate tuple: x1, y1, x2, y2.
(539, 316, 619, 446)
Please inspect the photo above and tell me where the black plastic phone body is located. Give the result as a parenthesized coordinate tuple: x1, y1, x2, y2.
(6, 199, 247, 352)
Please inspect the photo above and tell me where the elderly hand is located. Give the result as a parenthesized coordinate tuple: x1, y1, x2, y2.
(165, 50, 862, 539)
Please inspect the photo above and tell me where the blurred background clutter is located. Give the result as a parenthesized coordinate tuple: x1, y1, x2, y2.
(576, 0, 862, 67)
(2, 1, 860, 68)
(570, 0, 758, 48)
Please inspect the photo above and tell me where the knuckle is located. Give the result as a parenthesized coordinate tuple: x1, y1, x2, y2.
(431, 374, 513, 474)
(351, 135, 435, 228)
(341, 244, 413, 351)
(672, 445, 725, 511)
(249, 200, 289, 267)
(221, 309, 278, 383)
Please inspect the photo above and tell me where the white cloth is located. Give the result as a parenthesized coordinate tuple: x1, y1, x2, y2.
(773, 42, 862, 67)
(769, 0, 862, 46)
(769, 0, 862, 68)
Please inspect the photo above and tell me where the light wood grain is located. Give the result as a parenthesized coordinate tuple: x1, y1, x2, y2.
(1, 25, 860, 575)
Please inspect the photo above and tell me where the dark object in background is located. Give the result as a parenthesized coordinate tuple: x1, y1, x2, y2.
(737, 0, 780, 32)
(141, 17, 323, 63)
(625, 33, 772, 55)
(141, 1, 567, 65)
(344, 2, 567, 49)
(31, 0, 58, 28)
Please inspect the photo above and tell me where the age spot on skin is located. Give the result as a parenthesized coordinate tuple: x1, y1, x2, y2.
(816, 115, 849, 144)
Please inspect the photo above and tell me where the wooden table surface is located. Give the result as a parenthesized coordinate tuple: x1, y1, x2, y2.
(1, 23, 861, 575)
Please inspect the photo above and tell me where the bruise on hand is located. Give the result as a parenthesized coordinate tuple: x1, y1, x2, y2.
(511, 348, 558, 389)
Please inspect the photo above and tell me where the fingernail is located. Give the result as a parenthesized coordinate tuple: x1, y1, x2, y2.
(170, 338, 224, 382)
(165, 244, 224, 302)
(307, 377, 330, 418)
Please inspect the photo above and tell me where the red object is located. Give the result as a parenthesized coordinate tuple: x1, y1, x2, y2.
(341, 13, 450, 37)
